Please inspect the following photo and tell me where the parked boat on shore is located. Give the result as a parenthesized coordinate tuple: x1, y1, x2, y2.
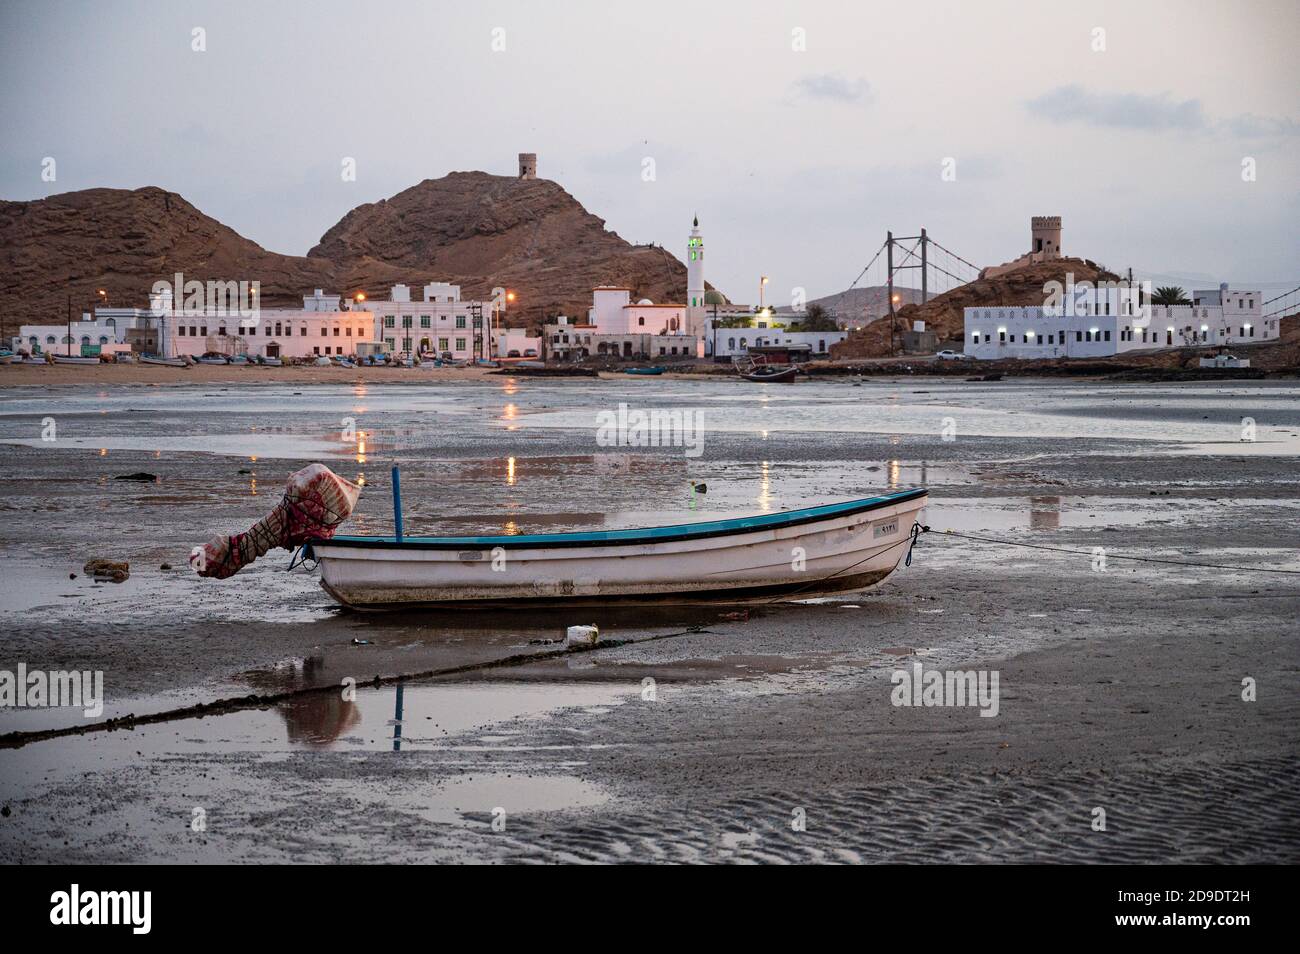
(623, 366, 667, 375)
(740, 365, 798, 383)
(53, 354, 101, 365)
(305, 487, 927, 609)
(140, 354, 187, 367)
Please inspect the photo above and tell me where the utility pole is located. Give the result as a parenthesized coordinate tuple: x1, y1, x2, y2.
(920, 228, 928, 304)
(886, 231, 895, 355)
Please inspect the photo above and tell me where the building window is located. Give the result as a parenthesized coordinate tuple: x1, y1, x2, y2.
(313, 346, 320, 354)
(420, 316, 431, 328)
(321, 327, 328, 336)
(384, 316, 395, 328)
(455, 337, 466, 351)
(384, 337, 395, 349)
(333, 327, 340, 336)
(300, 326, 307, 335)
(178, 326, 186, 336)
(1076, 331, 1083, 342)
(439, 338, 449, 351)
(455, 317, 466, 329)
(638, 316, 645, 326)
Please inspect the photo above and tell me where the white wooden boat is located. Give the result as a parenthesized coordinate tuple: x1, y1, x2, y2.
(0, 351, 18, 365)
(140, 355, 186, 367)
(305, 488, 927, 609)
(53, 354, 100, 365)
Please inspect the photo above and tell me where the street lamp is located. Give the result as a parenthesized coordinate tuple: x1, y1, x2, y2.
(759, 275, 769, 310)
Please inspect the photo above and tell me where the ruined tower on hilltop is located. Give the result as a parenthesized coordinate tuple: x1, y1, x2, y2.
(518, 153, 537, 179)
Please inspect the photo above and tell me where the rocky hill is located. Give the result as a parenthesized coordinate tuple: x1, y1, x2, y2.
(0, 187, 335, 338)
(774, 285, 925, 324)
(1, 174, 698, 338)
(831, 257, 1120, 358)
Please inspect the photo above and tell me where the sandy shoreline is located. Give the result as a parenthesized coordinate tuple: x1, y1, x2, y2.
(0, 362, 502, 386)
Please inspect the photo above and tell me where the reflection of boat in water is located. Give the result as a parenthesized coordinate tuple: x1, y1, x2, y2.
(306, 487, 928, 609)
(243, 656, 361, 746)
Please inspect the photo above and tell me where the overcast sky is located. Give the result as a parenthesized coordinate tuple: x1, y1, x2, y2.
(2, 0, 1297, 304)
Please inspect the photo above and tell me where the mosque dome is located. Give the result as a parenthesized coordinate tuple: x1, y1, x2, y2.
(637, 298, 654, 305)
(704, 289, 726, 305)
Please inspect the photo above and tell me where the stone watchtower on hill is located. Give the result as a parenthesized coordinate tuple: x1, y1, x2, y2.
(518, 153, 537, 179)
(1031, 215, 1062, 258)
(980, 214, 1064, 279)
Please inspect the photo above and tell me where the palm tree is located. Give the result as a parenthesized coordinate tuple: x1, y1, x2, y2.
(1152, 286, 1191, 306)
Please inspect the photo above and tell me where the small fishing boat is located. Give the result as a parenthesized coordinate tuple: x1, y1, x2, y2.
(261, 356, 283, 367)
(0, 351, 18, 365)
(229, 354, 250, 365)
(741, 365, 798, 383)
(623, 366, 666, 375)
(53, 354, 101, 365)
(305, 487, 927, 609)
(197, 353, 229, 365)
(140, 354, 187, 367)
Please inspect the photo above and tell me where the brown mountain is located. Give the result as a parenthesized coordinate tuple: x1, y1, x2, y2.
(831, 257, 1120, 358)
(0, 187, 334, 338)
(309, 172, 691, 325)
(1, 173, 697, 339)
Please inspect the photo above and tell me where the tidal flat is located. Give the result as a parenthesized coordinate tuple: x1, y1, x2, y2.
(1, 376, 1297, 862)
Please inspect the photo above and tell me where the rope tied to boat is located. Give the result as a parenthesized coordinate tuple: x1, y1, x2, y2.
(923, 527, 1300, 576)
(191, 463, 362, 579)
(905, 521, 930, 567)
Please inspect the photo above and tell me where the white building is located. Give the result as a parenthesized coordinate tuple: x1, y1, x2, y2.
(589, 287, 688, 335)
(963, 282, 1276, 360)
(13, 306, 161, 356)
(368, 283, 498, 360)
(170, 290, 374, 360)
(708, 327, 846, 360)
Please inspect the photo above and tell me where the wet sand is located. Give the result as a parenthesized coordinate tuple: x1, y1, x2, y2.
(0, 377, 1297, 862)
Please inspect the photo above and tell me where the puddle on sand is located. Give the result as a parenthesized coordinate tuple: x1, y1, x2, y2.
(0, 680, 635, 818)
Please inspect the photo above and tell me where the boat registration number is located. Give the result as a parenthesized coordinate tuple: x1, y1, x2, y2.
(873, 521, 898, 538)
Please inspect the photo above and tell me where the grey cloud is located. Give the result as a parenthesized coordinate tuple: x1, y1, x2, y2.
(1026, 85, 1205, 130)
(791, 73, 873, 105)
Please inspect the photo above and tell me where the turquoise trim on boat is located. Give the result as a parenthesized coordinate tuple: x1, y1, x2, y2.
(319, 487, 926, 551)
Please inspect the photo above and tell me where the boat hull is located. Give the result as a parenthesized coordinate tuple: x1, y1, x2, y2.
(307, 489, 927, 610)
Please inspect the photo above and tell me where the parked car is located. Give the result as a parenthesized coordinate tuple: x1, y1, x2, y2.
(507, 349, 521, 358)
(936, 349, 971, 360)
(524, 348, 538, 357)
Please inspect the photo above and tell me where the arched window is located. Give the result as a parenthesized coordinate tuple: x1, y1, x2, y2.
(739, 337, 748, 348)
(62, 335, 73, 344)
(99, 336, 109, 345)
(46, 335, 56, 344)
(81, 335, 91, 345)
(104, 318, 116, 328)
(728, 337, 735, 349)
(30, 336, 39, 346)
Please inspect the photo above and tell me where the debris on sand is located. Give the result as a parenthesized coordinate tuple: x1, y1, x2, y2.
(83, 559, 129, 582)
(114, 472, 158, 482)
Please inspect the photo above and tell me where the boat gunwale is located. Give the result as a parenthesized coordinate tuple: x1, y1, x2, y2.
(308, 488, 927, 552)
